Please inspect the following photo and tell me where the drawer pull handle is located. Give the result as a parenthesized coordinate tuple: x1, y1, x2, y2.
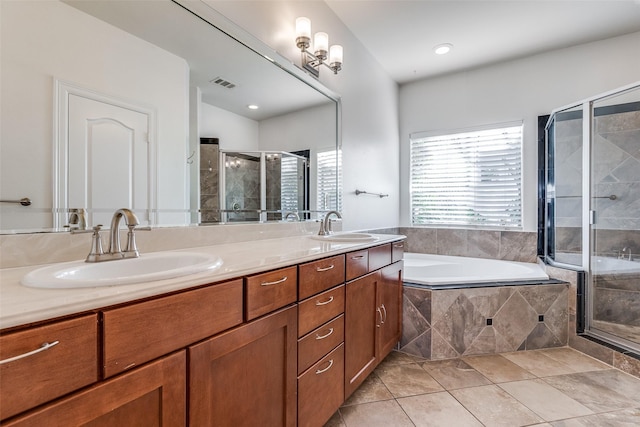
(315, 296, 334, 306)
(261, 276, 288, 286)
(351, 255, 365, 260)
(316, 264, 335, 272)
(315, 359, 334, 375)
(315, 328, 334, 340)
(0, 341, 59, 365)
(381, 304, 387, 323)
(393, 244, 404, 248)
(376, 307, 383, 327)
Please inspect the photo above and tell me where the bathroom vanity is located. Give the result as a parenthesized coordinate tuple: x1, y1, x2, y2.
(0, 235, 404, 426)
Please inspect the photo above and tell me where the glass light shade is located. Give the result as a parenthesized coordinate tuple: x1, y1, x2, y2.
(314, 32, 329, 53)
(295, 17, 311, 38)
(329, 45, 343, 64)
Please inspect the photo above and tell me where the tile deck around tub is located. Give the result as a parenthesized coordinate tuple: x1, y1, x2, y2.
(326, 348, 640, 427)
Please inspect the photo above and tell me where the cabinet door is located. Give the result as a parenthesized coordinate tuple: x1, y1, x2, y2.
(344, 272, 378, 398)
(4, 351, 186, 427)
(189, 306, 297, 427)
(378, 262, 403, 359)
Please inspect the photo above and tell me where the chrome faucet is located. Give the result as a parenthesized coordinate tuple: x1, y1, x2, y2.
(108, 208, 141, 258)
(284, 211, 300, 222)
(318, 211, 342, 236)
(74, 208, 148, 262)
(66, 208, 87, 230)
(618, 247, 632, 261)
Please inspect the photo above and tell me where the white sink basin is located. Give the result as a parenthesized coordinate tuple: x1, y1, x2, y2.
(21, 251, 223, 289)
(310, 233, 379, 243)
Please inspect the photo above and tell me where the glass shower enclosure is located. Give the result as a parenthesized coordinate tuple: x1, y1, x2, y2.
(545, 81, 640, 353)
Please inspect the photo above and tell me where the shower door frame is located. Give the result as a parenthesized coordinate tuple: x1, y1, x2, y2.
(545, 81, 640, 354)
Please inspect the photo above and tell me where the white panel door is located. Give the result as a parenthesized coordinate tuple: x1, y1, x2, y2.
(67, 94, 150, 227)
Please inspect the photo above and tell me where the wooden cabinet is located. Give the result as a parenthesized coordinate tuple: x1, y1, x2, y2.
(378, 262, 403, 358)
(1, 238, 404, 426)
(102, 279, 243, 377)
(297, 344, 345, 427)
(0, 314, 98, 420)
(189, 306, 297, 427)
(344, 272, 379, 398)
(345, 259, 403, 398)
(299, 254, 345, 299)
(4, 351, 186, 427)
(245, 266, 297, 321)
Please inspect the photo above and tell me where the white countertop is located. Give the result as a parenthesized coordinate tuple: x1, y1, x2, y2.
(0, 233, 404, 330)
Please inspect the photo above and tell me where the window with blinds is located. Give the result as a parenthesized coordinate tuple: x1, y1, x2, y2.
(280, 156, 302, 213)
(410, 123, 523, 228)
(317, 149, 342, 212)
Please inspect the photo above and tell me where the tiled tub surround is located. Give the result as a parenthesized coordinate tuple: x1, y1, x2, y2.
(371, 227, 538, 263)
(401, 283, 569, 360)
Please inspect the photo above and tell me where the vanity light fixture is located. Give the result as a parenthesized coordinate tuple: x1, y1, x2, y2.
(434, 43, 453, 55)
(295, 17, 343, 77)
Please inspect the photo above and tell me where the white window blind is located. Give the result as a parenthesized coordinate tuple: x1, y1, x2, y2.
(317, 149, 342, 212)
(410, 123, 523, 228)
(280, 156, 301, 213)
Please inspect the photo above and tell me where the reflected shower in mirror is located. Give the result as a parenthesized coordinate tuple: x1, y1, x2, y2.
(0, 0, 340, 233)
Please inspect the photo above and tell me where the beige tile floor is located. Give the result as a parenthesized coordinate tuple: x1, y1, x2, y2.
(325, 348, 640, 426)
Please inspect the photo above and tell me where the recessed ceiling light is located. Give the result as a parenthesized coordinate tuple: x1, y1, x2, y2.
(434, 43, 453, 55)
(247, 104, 259, 110)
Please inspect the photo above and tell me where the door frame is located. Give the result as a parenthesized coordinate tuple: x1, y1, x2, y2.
(53, 79, 157, 228)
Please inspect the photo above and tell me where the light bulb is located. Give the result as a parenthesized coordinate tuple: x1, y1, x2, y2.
(295, 17, 311, 38)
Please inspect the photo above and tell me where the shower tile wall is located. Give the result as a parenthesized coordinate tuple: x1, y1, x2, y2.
(265, 158, 282, 221)
(225, 156, 260, 222)
(593, 108, 640, 330)
(554, 115, 583, 255)
(554, 107, 640, 258)
(400, 284, 568, 360)
(200, 144, 219, 223)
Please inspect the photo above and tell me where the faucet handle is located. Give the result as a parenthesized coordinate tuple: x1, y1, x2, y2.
(80, 225, 105, 262)
(123, 224, 151, 257)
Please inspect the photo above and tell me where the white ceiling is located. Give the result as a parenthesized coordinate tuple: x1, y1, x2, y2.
(325, 0, 640, 84)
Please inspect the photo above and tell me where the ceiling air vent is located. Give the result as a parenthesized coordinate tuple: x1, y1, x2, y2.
(209, 77, 236, 89)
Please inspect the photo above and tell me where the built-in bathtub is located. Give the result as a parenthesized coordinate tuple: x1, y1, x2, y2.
(400, 253, 568, 360)
(403, 252, 550, 288)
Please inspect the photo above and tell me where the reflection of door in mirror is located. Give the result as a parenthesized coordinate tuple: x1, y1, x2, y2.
(56, 83, 156, 229)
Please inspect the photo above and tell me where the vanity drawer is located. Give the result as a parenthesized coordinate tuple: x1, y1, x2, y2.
(298, 254, 345, 300)
(392, 241, 405, 262)
(0, 314, 98, 420)
(298, 285, 345, 337)
(102, 279, 243, 378)
(245, 266, 298, 321)
(298, 314, 344, 375)
(368, 243, 392, 272)
(298, 343, 345, 427)
(346, 250, 369, 281)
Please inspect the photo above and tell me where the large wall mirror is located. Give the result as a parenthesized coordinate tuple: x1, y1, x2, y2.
(0, 0, 341, 234)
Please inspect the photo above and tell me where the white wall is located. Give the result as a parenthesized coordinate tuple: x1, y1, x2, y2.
(0, 1, 189, 229)
(200, 103, 260, 151)
(399, 31, 640, 232)
(206, 1, 400, 231)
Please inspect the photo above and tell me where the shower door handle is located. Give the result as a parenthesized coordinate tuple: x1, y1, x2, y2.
(589, 210, 596, 225)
